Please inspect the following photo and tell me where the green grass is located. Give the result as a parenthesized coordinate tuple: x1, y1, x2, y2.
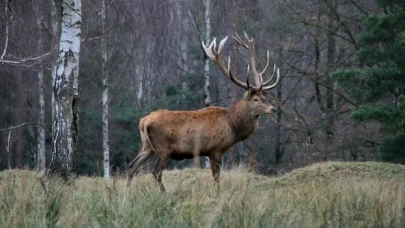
(1, 162, 405, 227)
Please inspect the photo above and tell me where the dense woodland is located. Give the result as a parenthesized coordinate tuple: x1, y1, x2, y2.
(0, 0, 404, 176)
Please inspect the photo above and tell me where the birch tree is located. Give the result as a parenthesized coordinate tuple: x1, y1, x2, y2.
(203, 0, 212, 169)
(203, 0, 211, 107)
(50, 0, 59, 135)
(101, 0, 110, 179)
(49, 0, 81, 178)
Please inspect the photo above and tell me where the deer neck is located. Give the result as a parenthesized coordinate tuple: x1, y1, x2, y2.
(227, 100, 259, 142)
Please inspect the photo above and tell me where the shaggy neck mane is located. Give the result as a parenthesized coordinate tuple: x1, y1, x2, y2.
(227, 99, 259, 142)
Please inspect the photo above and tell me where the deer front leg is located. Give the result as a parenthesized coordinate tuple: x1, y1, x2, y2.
(209, 154, 221, 183)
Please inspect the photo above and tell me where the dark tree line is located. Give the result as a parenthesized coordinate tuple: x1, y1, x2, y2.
(0, 0, 402, 176)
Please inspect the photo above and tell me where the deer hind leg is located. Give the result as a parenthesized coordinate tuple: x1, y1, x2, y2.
(127, 149, 153, 185)
(153, 154, 169, 192)
(127, 126, 155, 185)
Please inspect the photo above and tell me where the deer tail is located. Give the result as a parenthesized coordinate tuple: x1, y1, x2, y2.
(140, 118, 156, 153)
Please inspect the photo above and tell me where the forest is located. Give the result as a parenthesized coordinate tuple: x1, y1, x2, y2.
(1, 0, 404, 177)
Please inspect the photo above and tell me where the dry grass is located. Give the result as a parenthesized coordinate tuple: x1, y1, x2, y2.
(0, 162, 404, 227)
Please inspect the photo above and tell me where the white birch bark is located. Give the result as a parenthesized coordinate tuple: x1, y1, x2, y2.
(203, 0, 211, 107)
(50, 0, 58, 139)
(50, 0, 81, 177)
(203, 0, 212, 169)
(101, 0, 110, 179)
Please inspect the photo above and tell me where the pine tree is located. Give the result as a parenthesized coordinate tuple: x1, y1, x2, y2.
(333, 0, 405, 163)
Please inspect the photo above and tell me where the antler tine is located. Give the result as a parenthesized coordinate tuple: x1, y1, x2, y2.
(227, 56, 231, 72)
(257, 66, 263, 91)
(202, 38, 217, 60)
(262, 67, 280, 91)
(233, 33, 249, 49)
(229, 71, 250, 89)
(260, 50, 270, 75)
(243, 31, 253, 42)
(218, 36, 227, 54)
(246, 65, 251, 89)
(263, 64, 277, 86)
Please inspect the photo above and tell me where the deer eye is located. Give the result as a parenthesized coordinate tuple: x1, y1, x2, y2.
(253, 98, 259, 102)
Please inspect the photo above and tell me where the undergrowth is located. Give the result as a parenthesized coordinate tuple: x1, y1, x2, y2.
(0, 162, 404, 227)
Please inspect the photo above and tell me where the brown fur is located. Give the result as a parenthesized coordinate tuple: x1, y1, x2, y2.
(127, 91, 276, 192)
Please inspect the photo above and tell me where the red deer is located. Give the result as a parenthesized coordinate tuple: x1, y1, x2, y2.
(127, 33, 280, 192)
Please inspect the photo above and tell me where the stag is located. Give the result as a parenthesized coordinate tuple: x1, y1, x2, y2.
(127, 34, 280, 192)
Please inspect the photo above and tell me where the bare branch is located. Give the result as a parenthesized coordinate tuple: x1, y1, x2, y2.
(0, 50, 52, 66)
(350, 0, 368, 16)
(0, 122, 48, 133)
(289, 66, 358, 107)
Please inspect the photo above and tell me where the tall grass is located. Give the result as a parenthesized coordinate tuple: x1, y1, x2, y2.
(0, 162, 404, 227)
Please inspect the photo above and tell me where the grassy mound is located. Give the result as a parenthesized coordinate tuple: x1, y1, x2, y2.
(1, 162, 404, 227)
(266, 161, 405, 186)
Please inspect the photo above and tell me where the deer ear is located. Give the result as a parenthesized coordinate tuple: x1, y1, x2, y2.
(244, 90, 252, 100)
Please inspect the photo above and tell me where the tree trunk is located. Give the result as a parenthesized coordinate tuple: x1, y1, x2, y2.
(202, 0, 212, 169)
(203, 0, 211, 107)
(275, 46, 283, 164)
(325, 0, 336, 138)
(50, 0, 59, 141)
(49, 0, 81, 179)
(314, 1, 323, 117)
(37, 70, 46, 171)
(16, 73, 26, 168)
(36, 2, 46, 172)
(228, 15, 240, 166)
(314, 0, 335, 138)
(101, 0, 110, 179)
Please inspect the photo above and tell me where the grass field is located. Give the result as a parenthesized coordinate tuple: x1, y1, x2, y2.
(1, 162, 404, 227)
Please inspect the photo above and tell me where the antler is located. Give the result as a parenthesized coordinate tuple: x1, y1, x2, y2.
(202, 37, 249, 90)
(233, 33, 280, 92)
(202, 34, 280, 92)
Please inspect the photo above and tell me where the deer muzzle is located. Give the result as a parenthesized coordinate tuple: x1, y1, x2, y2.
(265, 106, 277, 114)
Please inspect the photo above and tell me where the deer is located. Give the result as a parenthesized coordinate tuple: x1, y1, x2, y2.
(127, 33, 280, 192)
